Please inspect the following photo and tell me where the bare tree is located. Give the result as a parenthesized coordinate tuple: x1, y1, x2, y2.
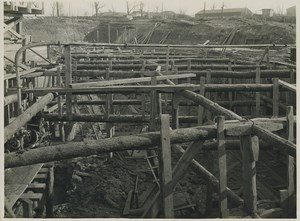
(220, 2, 225, 18)
(179, 8, 186, 15)
(203, 2, 206, 16)
(50, 2, 56, 16)
(94, 1, 105, 16)
(139, 1, 145, 17)
(126, 1, 136, 15)
(155, 5, 159, 13)
(275, 4, 284, 15)
(56, 1, 63, 17)
(211, 3, 216, 10)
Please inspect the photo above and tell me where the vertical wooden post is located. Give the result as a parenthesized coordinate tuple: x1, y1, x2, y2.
(172, 93, 180, 129)
(141, 60, 146, 117)
(96, 30, 100, 43)
(286, 106, 295, 217)
(46, 164, 54, 217)
(4, 80, 10, 126)
(206, 70, 212, 121)
(228, 61, 233, 109)
(216, 116, 228, 218)
(150, 76, 157, 131)
(198, 76, 205, 126)
(22, 38, 27, 64)
(272, 78, 279, 117)
(280, 189, 289, 217)
(255, 63, 261, 117)
(65, 45, 72, 121)
(21, 199, 33, 218)
(159, 114, 174, 218)
(266, 47, 270, 69)
(240, 135, 258, 215)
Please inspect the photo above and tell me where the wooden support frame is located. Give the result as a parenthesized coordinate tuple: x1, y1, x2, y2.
(159, 114, 174, 218)
(171, 93, 180, 129)
(46, 164, 54, 217)
(240, 135, 259, 215)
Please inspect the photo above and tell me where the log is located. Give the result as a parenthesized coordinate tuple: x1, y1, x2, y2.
(24, 84, 283, 97)
(4, 125, 216, 168)
(70, 73, 196, 88)
(4, 93, 55, 143)
(278, 79, 296, 93)
(4, 94, 18, 106)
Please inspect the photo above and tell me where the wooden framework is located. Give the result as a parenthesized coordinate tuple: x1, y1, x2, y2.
(4, 42, 296, 218)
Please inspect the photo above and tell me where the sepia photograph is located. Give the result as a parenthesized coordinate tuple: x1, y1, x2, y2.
(2, 0, 297, 218)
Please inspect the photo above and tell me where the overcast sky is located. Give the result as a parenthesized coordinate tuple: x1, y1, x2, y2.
(41, 0, 297, 16)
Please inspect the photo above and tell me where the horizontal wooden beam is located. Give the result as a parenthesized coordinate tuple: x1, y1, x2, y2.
(70, 73, 196, 88)
(5, 116, 292, 168)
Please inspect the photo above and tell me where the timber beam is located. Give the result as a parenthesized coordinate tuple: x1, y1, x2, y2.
(4, 116, 294, 168)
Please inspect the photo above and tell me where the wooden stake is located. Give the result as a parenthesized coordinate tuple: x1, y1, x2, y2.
(217, 116, 228, 218)
(280, 189, 288, 218)
(205, 70, 212, 121)
(65, 45, 72, 120)
(150, 76, 157, 131)
(272, 78, 279, 117)
(286, 106, 295, 217)
(255, 64, 261, 117)
(198, 77, 205, 126)
(46, 164, 54, 217)
(240, 135, 258, 215)
(159, 114, 174, 218)
(171, 93, 180, 129)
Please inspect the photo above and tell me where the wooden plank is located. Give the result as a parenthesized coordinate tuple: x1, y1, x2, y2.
(216, 116, 228, 218)
(21, 198, 33, 218)
(159, 114, 174, 218)
(272, 78, 279, 117)
(240, 135, 257, 215)
(149, 76, 157, 131)
(286, 106, 295, 218)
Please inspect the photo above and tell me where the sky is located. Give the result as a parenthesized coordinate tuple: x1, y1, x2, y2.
(41, 0, 298, 16)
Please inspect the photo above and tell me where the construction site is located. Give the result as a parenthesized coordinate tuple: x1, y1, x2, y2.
(3, 1, 297, 219)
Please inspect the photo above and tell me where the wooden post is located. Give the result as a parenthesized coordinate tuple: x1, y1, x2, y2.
(65, 45, 72, 121)
(46, 164, 54, 217)
(150, 76, 157, 131)
(240, 135, 258, 215)
(216, 116, 228, 218)
(171, 93, 180, 129)
(286, 106, 295, 217)
(47, 45, 50, 59)
(159, 114, 174, 218)
(255, 63, 261, 117)
(272, 78, 279, 117)
(141, 61, 146, 117)
(96, 30, 100, 43)
(205, 70, 212, 121)
(21, 198, 33, 218)
(228, 61, 233, 109)
(198, 76, 205, 125)
(280, 189, 289, 218)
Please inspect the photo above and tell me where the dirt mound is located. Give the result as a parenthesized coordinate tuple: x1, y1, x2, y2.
(23, 16, 101, 42)
(85, 17, 295, 45)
